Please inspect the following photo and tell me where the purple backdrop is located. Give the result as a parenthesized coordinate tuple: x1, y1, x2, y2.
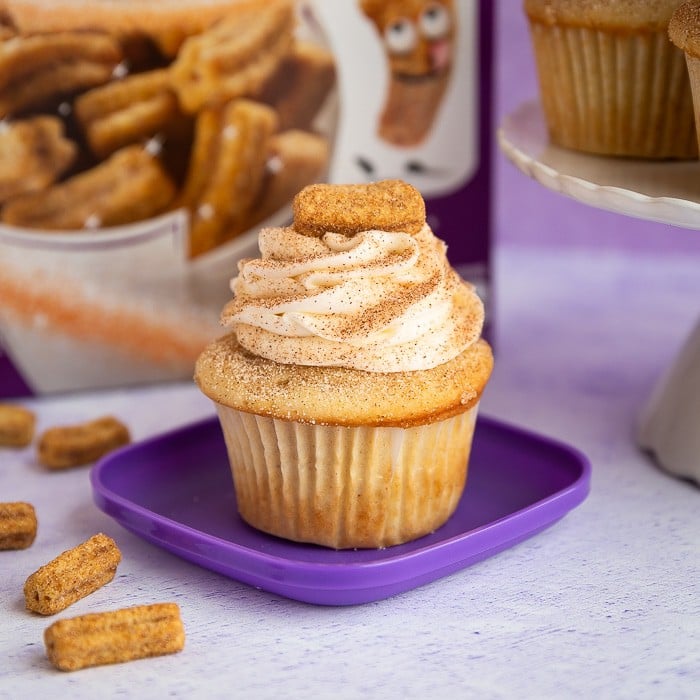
(495, 5, 700, 254)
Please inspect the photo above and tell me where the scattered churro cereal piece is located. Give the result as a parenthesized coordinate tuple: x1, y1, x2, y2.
(179, 99, 277, 257)
(37, 416, 130, 469)
(0, 116, 76, 204)
(259, 41, 336, 131)
(2, 146, 175, 230)
(170, 0, 295, 113)
(44, 602, 185, 672)
(24, 533, 121, 615)
(75, 69, 181, 158)
(0, 403, 35, 447)
(0, 31, 122, 117)
(0, 502, 37, 550)
(292, 179, 426, 238)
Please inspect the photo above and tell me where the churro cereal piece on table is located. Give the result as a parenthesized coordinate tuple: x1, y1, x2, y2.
(0, 502, 37, 550)
(292, 179, 426, 238)
(170, 0, 295, 113)
(44, 602, 185, 672)
(0, 32, 122, 117)
(0, 404, 35, 447)
(245, 129, 329, 227)
(0, 116, 76, 204)
(258, 41, 336, 131)
(37, 416, 130, 469)
(2, 145, 175, 230)
(75, 69, 180, 158)
(24, 533, 121, 615)
(180, 99, 277, 257)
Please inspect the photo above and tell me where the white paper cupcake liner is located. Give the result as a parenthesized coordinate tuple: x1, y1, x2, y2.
(216, 405, 479, 549)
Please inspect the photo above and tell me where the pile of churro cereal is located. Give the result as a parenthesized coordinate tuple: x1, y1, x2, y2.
(0, 0, 334, 257)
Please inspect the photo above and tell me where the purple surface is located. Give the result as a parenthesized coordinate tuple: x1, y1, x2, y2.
(91, 415, 590, 606)
(496, 5, 700, 253)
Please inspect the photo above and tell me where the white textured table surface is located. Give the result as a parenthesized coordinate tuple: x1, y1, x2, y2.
(1, 246, 698, 699)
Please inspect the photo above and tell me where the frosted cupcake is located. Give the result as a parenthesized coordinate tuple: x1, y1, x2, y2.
(195, 180, 493, 549)
(524, 0, 697, 159)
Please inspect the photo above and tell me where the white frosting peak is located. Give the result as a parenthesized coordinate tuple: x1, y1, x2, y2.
(222, 223, 484, 372)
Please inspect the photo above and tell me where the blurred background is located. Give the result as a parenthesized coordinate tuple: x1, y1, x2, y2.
(495, 5, 700, 255)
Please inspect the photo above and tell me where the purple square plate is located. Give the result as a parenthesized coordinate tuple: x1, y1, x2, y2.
(91, 415, 590, 605)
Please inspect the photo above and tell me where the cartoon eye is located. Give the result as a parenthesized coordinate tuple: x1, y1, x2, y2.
(420, 3, 451, 39)
(384, 18, 417, 55)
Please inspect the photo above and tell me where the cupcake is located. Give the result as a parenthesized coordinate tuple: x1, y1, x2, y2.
(669, 1, 700, 151)
(524, 0, 697, 159)
(195, 180, 493, 549)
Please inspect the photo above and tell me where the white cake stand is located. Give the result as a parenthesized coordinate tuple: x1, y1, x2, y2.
(498, 101, 700, 485)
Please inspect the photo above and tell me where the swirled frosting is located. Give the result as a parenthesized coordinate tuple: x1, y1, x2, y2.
(221, 223, 484, 372)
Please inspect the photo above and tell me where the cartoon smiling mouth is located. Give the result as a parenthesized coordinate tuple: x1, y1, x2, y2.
(393, 37, 453, 82)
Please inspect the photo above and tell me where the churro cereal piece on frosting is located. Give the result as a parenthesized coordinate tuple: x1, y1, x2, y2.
(37, 416, 130, 469)
(292, 179, 426, 238)
(0, 404, 35, 447)
(24, 533, 121, 615)
(170, 0, 295, 113)
(0, 502, 37, 550)
(2, 145, 175, 230)
(44, 603, 185, 671)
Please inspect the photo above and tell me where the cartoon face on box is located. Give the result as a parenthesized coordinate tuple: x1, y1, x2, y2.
(360, 0, 456, 147)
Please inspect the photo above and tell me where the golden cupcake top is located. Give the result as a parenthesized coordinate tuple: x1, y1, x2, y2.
(524, 0, 685, 30)
(220, 180, 485, 373)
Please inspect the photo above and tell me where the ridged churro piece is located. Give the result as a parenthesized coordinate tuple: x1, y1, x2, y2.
(37, 416, 130, 469)
(44, 602, 185, 672)
(180, 99, 277, 257)
(170, 0, 295, 113)
(0, 31, 122, 117)
(24, 533, 121, 615)
(0, 116, 76, 204)
(292, 179, 426, 238)
(0, 403, 35, 447)
(258, 41, 336, 131)
(0, 502, 37, 550)
(2, 146, 175, 230)
(75, 69, 180, 158)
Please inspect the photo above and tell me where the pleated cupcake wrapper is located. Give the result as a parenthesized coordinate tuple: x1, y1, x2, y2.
(528, 22, 697, 159)
(216, 404, 479, 549)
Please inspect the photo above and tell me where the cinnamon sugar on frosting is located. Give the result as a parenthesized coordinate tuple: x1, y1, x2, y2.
(220, 180, 485, 373)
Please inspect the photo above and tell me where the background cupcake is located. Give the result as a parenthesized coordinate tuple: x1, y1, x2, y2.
(524, 0, 697, 159)
(195, 180, 493, 549)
